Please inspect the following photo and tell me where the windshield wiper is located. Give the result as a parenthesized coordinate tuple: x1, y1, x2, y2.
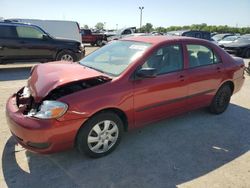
(82, 64, 114, 76)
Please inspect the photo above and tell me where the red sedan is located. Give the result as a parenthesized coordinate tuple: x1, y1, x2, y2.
(6, 36, 245, 158)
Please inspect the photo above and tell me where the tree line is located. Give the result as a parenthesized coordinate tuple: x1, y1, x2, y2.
(83, 22, 250, 34)
(140, 23, 250, 34)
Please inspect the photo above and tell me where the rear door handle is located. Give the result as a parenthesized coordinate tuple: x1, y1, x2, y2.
(216, 67, 221, 72)
(179, 75, 185, 81)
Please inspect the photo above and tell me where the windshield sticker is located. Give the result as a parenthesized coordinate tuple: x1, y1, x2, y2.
(129, 45, 148, 50)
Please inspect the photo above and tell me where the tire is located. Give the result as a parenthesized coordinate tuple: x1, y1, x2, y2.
(56, 50, 76, 62)
(245, 48, 250, 58)
(76, 112, 123, 158)
(96, 40, 103, 47)
(90, 43, 95, 47)
(209, 85, 232, 114)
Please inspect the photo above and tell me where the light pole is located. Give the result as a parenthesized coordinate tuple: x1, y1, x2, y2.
(139, 6, 144, 32)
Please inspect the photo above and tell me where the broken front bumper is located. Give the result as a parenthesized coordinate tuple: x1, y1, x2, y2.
(5, 90, 85, 154)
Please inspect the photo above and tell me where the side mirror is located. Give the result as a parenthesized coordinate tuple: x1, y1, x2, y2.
(42, 34, 50, 40)
(136, 67, 157, 78)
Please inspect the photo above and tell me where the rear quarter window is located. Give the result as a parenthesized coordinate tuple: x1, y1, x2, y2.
(0, 25, 17, 38)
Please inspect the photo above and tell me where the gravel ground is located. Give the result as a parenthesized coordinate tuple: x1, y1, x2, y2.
(0, 53, 249, 188)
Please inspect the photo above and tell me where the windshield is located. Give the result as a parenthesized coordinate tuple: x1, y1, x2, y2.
(222, 36, 238, 41)
(79, 40, 151, 76)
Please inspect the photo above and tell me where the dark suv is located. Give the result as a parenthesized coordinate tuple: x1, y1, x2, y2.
(0, 22, 85, 63)
(168, 30, 213, 41)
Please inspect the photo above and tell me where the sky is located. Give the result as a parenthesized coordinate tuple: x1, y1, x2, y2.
(1, 0, 250, 29)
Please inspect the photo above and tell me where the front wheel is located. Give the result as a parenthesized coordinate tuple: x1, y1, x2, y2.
(209, 85, 232, 114)
(56, 50, 76, 62)
(96, 40, 103, 47)
(76, 112, 123, 158)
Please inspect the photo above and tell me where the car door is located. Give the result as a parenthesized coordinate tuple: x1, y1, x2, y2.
(133, 44, 188, 127)
(0, 25, 19, 60)
(81, 29, 93, 43)
(185, 43, 224, 108)
(15, 25, 54, 60)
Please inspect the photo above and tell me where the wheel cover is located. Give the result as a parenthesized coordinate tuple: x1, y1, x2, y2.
(61, 54, 73, 62)
(87, 120, 119, 153)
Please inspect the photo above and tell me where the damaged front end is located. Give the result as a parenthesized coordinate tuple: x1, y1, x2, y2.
(44, 76, 111, 100)
(17, 76, 111, 119)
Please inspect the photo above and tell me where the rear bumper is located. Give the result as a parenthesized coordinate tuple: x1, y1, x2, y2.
(6, 94, 86, 154)
(233, 76, 245, 94)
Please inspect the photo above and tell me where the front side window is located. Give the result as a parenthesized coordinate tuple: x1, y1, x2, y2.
(122, 29, 132, 35)
(203, 33, 211, 40)
(142, 45, 183, 75)
(80, 41, 151, 76)
(187, 45, 221, 68)
(16, 26, 44, 39)
(184, 32, 195, 37)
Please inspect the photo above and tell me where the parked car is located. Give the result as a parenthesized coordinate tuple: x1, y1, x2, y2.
(223, 36, 250, 58)
(218, 35, 240, 47)
(107, 27, 136, 41)
(81, 29, 107, 46)
(5, 19, 82, 43)
(212, 33, 234, 42)
(167, 30, 213, 41)
(0, 22, 85, 63)
(6, 36, 245, 158)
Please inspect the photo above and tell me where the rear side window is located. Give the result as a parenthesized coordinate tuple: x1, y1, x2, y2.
(16, 26, 44, 39)
(0, 25, 17, 38)
(187, 45, 221, 68)
(195, 33, 202, 38)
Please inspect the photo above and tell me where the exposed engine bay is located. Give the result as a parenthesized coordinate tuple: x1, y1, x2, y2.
(45, 76, 111, 100)
(16, 76, 111, 115)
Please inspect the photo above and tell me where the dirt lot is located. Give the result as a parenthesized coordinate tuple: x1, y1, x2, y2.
(0, 50, 249, 188)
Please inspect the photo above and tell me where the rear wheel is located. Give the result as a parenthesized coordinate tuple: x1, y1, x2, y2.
(76, 112, 123, 158)
(56, 50, 76, 62)
(209, 85, 232, 114)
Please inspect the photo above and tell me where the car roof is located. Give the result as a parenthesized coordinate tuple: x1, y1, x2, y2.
(0, 21, 37, 27)
(121, 35, 206, 45)
(168, 30, 210, 35)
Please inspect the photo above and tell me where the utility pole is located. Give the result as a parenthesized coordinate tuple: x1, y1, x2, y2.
(139, 6, 144, 32)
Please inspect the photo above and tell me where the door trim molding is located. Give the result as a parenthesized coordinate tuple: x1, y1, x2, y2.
(135, 89, 215, 112)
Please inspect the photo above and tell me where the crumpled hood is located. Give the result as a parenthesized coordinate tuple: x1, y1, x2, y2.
(28, 61, 109, 102)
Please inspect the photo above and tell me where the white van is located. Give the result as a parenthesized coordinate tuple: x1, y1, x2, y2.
(5, 19, 82, 43)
